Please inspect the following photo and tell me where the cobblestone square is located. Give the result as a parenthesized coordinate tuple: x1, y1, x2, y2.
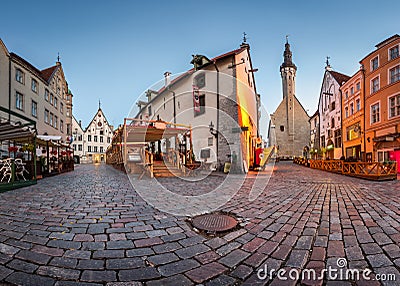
(0, 162, 399, 285)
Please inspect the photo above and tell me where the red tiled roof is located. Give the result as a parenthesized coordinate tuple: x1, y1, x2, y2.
(211, 47, 246, 61)
(41, 65, 58, 82)
(10, 52, 58, 84)
(329, 70, 350, 86)
(10, 52, 46, 82)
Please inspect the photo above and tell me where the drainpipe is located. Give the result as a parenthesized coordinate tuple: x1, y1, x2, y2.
(8, 56, 11, 121)
(340, 89, 344, 158)
(212, 60, 220, 162)
(361, 65, 366, 161)
(167, 87, 176, 151)
(167, 87, 176, 124)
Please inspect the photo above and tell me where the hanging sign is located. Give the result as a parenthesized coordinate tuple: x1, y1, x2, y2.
(192, 85, 200, 113)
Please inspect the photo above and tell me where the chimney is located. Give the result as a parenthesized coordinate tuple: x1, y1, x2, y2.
(79, 120, 82, 127)
(164, 71, 171, 86)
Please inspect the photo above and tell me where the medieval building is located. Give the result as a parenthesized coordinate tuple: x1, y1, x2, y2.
(269, 39, 310, 158)
(317, 63, 350, 159)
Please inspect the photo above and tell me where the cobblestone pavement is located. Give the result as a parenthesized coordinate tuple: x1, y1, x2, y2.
(0, 162, 399, 285)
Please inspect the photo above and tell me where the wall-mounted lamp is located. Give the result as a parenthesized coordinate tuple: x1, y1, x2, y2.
(209, 121, 218, 138)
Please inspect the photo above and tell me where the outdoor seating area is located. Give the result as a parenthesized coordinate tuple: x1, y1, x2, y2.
(106, 118, 193, 178)
(293, 157, 398, 181)
(36, 135, 74, 177)
(0, 106, 75, 191)
(0, 107, 38, 191)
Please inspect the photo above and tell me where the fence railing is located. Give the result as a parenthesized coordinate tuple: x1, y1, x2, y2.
(295, 158, 397, 181)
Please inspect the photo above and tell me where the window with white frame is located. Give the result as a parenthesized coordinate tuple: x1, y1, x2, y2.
(31, 79, 38, 93)
(94, 146, 98, 153)
(389, 45, 399, 60)
(371, 77, 379, 93)
(15, 69, 24, 84)
(60, 120, 64, 132)
(356, 99, 360, 112)
(389, 94, 400, 118)
(350, 103, 354, 115)
(100, 146, 104, 153)
(88, 146, 92, 152)
(345, 91, 348, 99)
(54, 97, 58, 109)
(371, 103, 380, 124)
(54, 115, 58, 129)
(356, 82, 360, 91)
(45, 89, 49, 101)
(389, 65, 400, 84)
(350, 87, 354, 95)
(60, 102, 63, 114)
(15, 92, 24, 110)
(371, 56, 379, 71)
(78, 145, 82, 151)
(50, 93, 54, 105)
(345, 107, 348, 118)
(31, 100, 37, 117)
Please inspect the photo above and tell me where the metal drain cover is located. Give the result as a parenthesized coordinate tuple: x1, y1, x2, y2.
(191, 213, 238, 232)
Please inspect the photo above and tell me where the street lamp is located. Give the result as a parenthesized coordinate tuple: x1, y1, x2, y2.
(209, 121, 218, 138)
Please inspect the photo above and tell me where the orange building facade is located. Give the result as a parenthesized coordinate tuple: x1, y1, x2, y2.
(360, 35, 400, 170)
(341, 70, 364, 160)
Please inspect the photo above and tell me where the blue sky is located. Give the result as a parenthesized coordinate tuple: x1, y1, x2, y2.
(1, 0, 399, 129)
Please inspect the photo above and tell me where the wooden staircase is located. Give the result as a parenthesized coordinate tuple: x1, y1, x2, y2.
(152, 160, 184, 178)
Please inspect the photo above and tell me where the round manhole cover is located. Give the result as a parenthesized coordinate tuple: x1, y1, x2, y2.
(191, 213, 238, 232)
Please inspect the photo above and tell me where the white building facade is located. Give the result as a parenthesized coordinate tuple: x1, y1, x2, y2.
(72, 107, 113, 163)
(317, 65, 350, 159)
(134, 42, 260, 172)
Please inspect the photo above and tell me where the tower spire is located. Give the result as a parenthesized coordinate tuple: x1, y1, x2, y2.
(281, 36, 297, 70)
(98, 99, 101, 110)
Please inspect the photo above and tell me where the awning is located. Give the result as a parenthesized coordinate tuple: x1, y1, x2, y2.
(0, 122, 35, 141)
(125, 125, 189, 143)
(37, 135, 62, 141)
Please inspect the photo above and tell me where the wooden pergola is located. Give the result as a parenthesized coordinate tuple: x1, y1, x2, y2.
(121, 118, 192, 178)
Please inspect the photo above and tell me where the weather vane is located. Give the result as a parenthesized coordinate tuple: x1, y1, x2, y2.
(57, 52, 60, 62)
(326, 56, 330, 66)
(243, 32, 247, 43)
(286, 35, 289, 43)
